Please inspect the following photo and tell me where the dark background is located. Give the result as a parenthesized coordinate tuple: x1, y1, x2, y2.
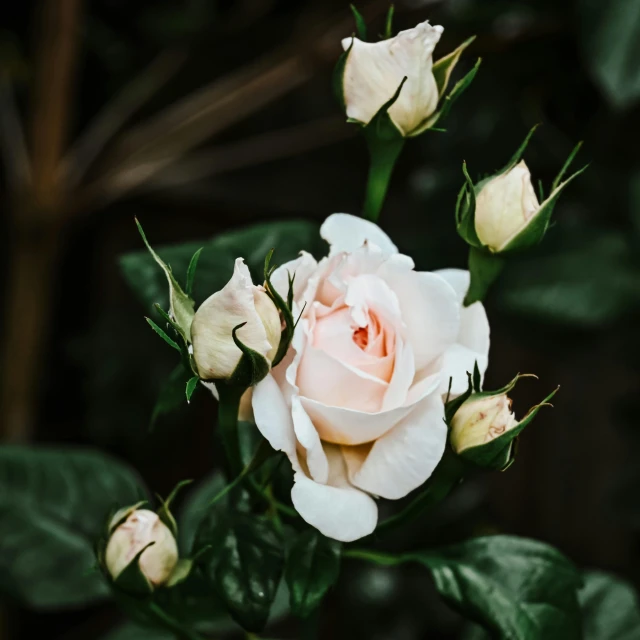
(1, 0, 640, 638)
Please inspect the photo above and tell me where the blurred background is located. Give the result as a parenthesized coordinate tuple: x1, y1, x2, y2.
(1, 0, 640, 638)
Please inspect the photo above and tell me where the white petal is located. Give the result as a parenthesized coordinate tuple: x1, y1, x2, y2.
(291, 446, 377, 542)
(320, 213, 398, 256)
(291, 396, 329, 483)
(269, 251, 318, 306)
(251, 373, 297, 457)
(191, 258, 271, 379)
(343, 393, 447, 500)
(341, 21, 443, 135)
(300, 372, 438, 446)
(435, 269, 490, 393)
(380, 266, 460, 371)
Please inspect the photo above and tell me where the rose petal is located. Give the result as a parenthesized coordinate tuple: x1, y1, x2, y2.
(191, 258, 272, 379)
(300, 372, 438, 446)
(341, 21, 443, 135)
(320, 213, 398, 256)
(291, 445, 377, 542)
(270, 251, 319, 307)
(342, 393, 447, 499)
(291, 395, 329, 483)
(380, 266, 460, 371)
(435, 269, 490, 393)
(251, 373, 297, 457)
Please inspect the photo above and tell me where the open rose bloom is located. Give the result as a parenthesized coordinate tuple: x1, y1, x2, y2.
(250, 214, 489, 541)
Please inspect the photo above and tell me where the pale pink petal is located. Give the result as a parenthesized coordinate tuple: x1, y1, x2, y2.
(300, 373, 438, 446)
(381, 266, 460, 371)
(343, 393, 446, 499)
(297, 343, 387, 413)
(251, 373, 297, 457)
(291, 445, 377, 542)
(320, 213, 398, 256)
(291, 395, 329, 483)
(382, 337, 415, 411)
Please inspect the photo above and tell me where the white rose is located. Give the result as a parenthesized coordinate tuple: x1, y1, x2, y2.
(340, 20, 444, 136)
(191, 258, 281, 380)
(246, 213, 490, 542)
(474, 160, 540, 252)
(105, 509, 178, 586)
(450, 393, 518, 454)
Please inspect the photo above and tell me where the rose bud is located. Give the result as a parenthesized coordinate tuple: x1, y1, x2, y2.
(450, 393, 517, 455)
(473, 161, 541, 253)
(191, 258, 281, 380)
(340, 20, 444, 137)
(105, 509, 178, 588)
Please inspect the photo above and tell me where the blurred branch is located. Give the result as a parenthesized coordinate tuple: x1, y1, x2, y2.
(63, 49, 187, 189)
(137, 116, 355, 191)
(0, 77, 31, 190)
(77, 0, 389, 207)
(1, 0, 82, 443)
(29, 0, 82, 212)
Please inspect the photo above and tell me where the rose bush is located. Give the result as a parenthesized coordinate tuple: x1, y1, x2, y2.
(249, 213, 490, 541)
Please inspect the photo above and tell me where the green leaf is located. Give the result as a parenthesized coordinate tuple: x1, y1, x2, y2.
(579, 0, 640, 109)
(350, 4, 367, 40)
(285, 530, 341, 618)
(347, 535, 582, 639)
(495, 228, 640, 328)
(179, 472, 226, 555)
(121, 220, 323, 313)
(102, 623, 174, 640)
(135, 219, 195, 343)
(464, 247, 505, 306)
(0, 446, 146, 608)
(151, 364, 192, 427)
(196, 511, 285, 632)
(579, 571, 640, 640)
(185, 376, 199, 402)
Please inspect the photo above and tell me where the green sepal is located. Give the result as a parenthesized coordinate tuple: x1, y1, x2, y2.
(135, 218, 195, 343)
(499, 164, 588, 255)
(444, 372, 473, 424)
(432, 36, 476, 99)
(185, 376, 199, 402)
(362, 78, 407, 220)
(408, 58, 481, 137)
(499, 124, 540, 176)
(350, 4, 367, 40)
(165, 558, 193, 588)
(333, 38, 353, 110)
(156, 479, 193, 538)
(456, 162, 482, 248)
(145, 317, 181, 352)
(113, 542, 155, 597)
(263, 249, 296, 368)
(185, 246, 203, 297)
(464, 247, 505, 306)
(383, 5, 394, 40)
(285, 530, 342, 618)
(224, 323, 270, 389)
(107, 501, 148, 536)
(457, 386, 559, 470)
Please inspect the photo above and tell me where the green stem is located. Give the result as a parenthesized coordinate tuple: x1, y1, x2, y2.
(216, 384, 244, 478)
(373, 450, 465, 537)
(148, 602, 205, 640)
(362, 138, 404, 222)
